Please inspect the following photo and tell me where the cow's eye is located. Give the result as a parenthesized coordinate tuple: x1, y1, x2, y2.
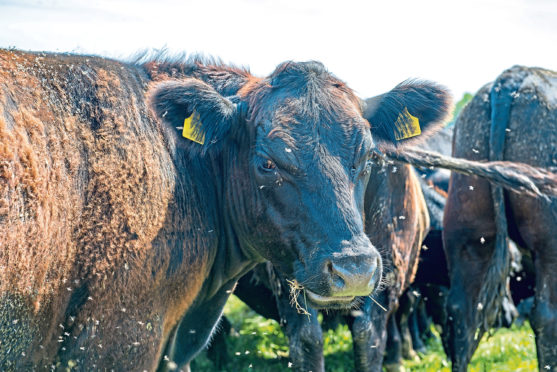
(257, 157, 277, 173)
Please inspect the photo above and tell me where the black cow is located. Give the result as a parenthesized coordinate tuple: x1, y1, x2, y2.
(0, 50, 452, 371)
(443, 66, 557, 371)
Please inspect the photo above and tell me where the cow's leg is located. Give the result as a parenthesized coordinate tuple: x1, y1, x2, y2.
(409, 296, 426, 354)
(422, 284, 448, 332)
(416, 295, 433, 341)
(443, 232, 496, 372)
(348, 292, 390, 372)
(275, 288, 323, 372)
(205, 315, 231, 370)
(507, 191, 557, 372)
(383, 312, 403, 372)
(159, 281, 235, 372)
(516, 230, 557, 371)
(530, 257, 557, 372)
(397, 290, 418, 361)
(234, 264, 324, 372)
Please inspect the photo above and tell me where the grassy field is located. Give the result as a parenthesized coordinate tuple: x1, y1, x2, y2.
(191, 295, 538, 372)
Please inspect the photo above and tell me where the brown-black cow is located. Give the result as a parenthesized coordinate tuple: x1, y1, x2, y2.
(443, 66, 557, 371)
(0, 50, 450, 371)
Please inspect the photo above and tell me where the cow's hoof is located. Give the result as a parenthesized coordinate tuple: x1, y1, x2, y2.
(414, 345, 427, 354)
(383, 363, 406, 372)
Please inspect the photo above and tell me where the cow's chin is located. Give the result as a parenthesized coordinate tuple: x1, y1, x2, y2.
(304, 289, 356, 310)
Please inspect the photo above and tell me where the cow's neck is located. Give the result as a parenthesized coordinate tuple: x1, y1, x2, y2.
(201, 153, 265, 300)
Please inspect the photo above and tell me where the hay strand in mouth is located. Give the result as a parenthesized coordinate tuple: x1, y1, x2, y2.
(286, 279, 311, 318)
(369, 295, 388, 312)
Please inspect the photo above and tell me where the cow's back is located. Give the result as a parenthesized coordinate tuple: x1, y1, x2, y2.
(453, 67, 556, 174)
(450, 67, 557, 240)
(0, 50, 182, 370)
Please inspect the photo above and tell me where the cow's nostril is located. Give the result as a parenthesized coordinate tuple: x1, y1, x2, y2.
(328, 262, 346, 292)
(325, 261, 347, 290)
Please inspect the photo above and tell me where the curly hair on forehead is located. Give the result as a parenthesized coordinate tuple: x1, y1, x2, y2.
(244, 61, 363, 127)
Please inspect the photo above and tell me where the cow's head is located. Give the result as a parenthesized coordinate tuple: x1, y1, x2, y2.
(149, 61, 451, 309)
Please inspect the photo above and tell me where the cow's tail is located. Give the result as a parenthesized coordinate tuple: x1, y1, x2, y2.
(382, 148, 557, 199)
(477, 66, 528, 333)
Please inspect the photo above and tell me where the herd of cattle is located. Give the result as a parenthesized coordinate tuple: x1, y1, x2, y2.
(0, 49, 555, 372)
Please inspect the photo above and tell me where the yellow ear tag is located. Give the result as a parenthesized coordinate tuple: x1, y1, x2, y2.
(394, 107, 421, 140)
(182, 112, 205, 145)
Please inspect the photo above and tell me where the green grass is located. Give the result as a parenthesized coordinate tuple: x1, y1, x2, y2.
(192, 296, 537, 371)
(404, 325, 537, 372)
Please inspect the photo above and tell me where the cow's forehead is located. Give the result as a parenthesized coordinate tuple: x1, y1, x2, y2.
(249, 63, 365, 131)
(253, 102, 372, 168)
(267, 61, 334, 88)
(244, 61, 371, 161)
(265, 61, 360, 108)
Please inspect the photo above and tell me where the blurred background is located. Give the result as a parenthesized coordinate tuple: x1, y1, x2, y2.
(1, 0, 556, 99)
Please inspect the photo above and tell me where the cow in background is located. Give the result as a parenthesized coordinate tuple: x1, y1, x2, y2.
(443, 66, 557, 372)
(383, 126, 453, 367)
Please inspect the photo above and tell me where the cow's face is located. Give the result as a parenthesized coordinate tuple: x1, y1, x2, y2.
(149, 62, 451, 310)
(233, 62, 382, 309)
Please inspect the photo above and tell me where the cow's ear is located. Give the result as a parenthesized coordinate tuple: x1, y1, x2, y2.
(149, 78, 239, 154)
(363, 80, 453, 148)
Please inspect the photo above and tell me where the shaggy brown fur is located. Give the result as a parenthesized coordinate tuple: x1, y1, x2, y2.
(0, 50, 212, 371)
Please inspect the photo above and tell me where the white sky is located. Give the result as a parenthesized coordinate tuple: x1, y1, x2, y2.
(1, 0, 556, 99)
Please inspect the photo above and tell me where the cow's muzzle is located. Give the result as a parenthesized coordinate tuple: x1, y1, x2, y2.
(300, 241, 382, 309)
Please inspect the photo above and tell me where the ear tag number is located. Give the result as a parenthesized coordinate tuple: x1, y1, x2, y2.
(182, 112, 205, 145)
(394, 107, 421, 140)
